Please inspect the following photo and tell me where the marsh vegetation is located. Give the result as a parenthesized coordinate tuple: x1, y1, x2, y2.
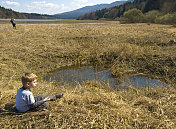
(0, 20, 176, 128)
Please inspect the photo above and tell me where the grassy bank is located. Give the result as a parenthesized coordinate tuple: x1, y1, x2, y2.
(0, 20, 176, 128)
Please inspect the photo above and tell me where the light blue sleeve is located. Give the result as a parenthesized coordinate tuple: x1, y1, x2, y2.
(26, 93, 35, 105)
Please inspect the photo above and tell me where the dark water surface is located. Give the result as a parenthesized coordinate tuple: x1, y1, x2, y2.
(44, 66, 168, 88)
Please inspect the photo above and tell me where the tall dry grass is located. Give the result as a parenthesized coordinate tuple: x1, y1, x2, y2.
(0, 20, 176, 128)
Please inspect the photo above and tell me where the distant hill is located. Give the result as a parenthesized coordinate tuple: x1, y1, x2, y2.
(0, 6, 55, 19)
(78, 0, 176, 20)
(54, 1, 132, 19)
(0, 6, 26, 19)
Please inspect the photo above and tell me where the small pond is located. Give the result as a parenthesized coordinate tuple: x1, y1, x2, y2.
(44, 66, 168, 88)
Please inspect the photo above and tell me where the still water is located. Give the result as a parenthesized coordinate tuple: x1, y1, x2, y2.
(44, 66, 168, 88)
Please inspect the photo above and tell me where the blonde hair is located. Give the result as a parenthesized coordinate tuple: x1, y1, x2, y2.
(21, 73, 37, 86)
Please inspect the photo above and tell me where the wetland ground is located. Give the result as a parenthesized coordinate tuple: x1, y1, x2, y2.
(0, 20, 176, 128)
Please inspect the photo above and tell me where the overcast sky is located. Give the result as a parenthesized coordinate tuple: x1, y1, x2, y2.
(0, 0, 127, 15)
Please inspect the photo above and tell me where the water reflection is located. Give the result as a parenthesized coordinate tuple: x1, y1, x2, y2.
(45, 66, 118, 87)
(122, 75, 168, 88)
(44, 66, 168, 88)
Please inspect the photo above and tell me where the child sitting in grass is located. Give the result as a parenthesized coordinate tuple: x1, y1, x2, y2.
(15, 73, 63, 112)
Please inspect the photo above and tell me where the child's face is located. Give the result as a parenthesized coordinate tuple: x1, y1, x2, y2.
(27, 79, 37, 89)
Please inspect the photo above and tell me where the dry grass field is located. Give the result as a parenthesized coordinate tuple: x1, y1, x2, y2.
(0, 20, 176, 128)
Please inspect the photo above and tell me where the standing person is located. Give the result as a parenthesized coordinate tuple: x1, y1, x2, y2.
(15, 73, 63, 113)
(10, 18, 16, 29)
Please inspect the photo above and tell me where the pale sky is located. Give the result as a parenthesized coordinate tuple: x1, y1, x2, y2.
(0, 0, 127, 15)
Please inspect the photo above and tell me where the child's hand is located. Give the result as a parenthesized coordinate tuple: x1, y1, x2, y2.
(43, 96, 50, 102)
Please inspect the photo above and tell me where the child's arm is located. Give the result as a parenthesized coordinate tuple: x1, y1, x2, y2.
(43, 96, 50, 101)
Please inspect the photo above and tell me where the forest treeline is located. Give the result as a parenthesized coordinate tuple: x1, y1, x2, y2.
(77, 0, 176, 24)
(0, 6, 55, 19)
